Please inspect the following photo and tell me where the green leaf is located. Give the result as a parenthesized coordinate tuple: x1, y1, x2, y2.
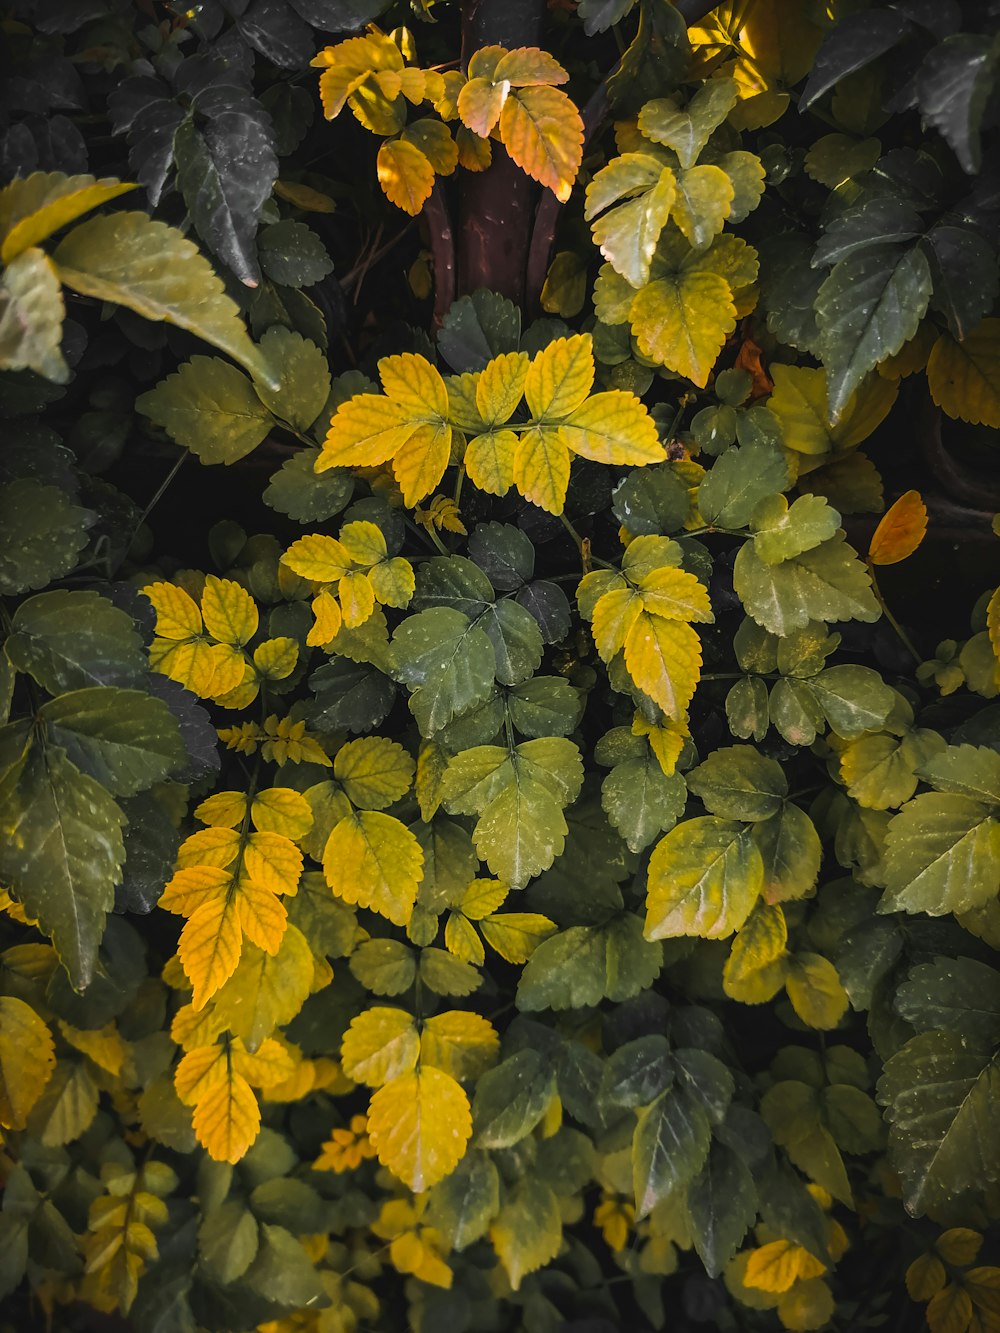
(258, 220, 334, 288)
(638, 79, 738, 170)
(0, 248, 68, 383)
(426, 1150, 500, 1250)
(733, 533, 880, 636)
(40, 687, 186, 797)
(244, 1223, 328, 1311)
(600, 1035, 674, 1109)
(506, 677, 582, 739)
(254, 328, 331, 433)
(750, 494, 841, 565)
(390, 607, 496, 736)
(0, 743, 124, 988)
(632, 1083, 711, 1218)
(602, 751, 686, 852)
(687, 1141, 757, 1277)
(0, 480, 92, 596)
(516, 913, 662, 1010)
(917, 34, 998, 175)
(698, 438, 791, 529)
(645, 816, 763, 940)
(816, 245, 933, 421)
(137, 356, 273, 465)
(751, 803, 822, 903)
(52, 212, 273, 386)
(6, 590, 148, 693)
(686, 745, 787, 822)
(613, 464, 691, 536)
(879, 793, 1000, 916)
(472, 1049, 555, 1149)
(481, 599, 544, 687)
(264, 449, 353, 524)
(918, 744, 1000, 804)
(806, 665, 895, 740)
(0, 172, 136, 263)
(895, 958, 1000, 1047)
(199, 1202, 259, 1284)
(877, 1030, 1000, 1217)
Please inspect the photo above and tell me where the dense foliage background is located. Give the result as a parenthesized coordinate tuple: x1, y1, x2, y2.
(1, 1, 1000, 1330)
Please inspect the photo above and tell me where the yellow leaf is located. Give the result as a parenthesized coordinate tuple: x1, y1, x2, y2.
(175, 830, 239, 873)
(525, 334, 593, 420)
(160, 865, 232, 916)
(392, 421, 453, 507)
(401, 119, 458, 176)
(906, 1253, 947, 1302)
(513, 426, 571, 514)
(58, 1021, 126, 1076)
(645, 816, 763, 940)
(205, 644, 250, 702)
(926, 1285, 973, 1333)
(935, 1229, 983, 1266)
(235, 1036, 297, 1088)
(210, 926, 315, 1050)
(253, 637, 298, 680)
(460, 878, 510, 918)
(560, 390, 666, 465)
(479, 912, 556, 963)
(177, 894, 243, 1009)
(370, 557, 415, 609)
(868, 490, 927, 566)
(244, 831, 303, 896)
(143, 581, 202, 639)
(416, 739, 449, 821)
(308, 590, 343, 646)
(196, 791, 247, 828)
(477, 351, 530, 424)
(236, 878, 288, 954)
(494, 46, 569, 87)
(593, 588, 641, 662)
(377, 139, 435, 215)
(0, 176, 137, 264)
(419, 1010, 499, 1080)
(323, 809, 424, 926)
(465, 427, 517, 496)
(340, 519, 387, 567)
(282, 533, 352, 583)
(251, 787, 313, 839)
(273, 179, 336, 212)
(0, 996, 55, 1129)
(987, 587, 1000, 668)
(341, 1007, 419, 1086)
(367, 1066, 472, 1191)
(338, 570, 376, 628)
(148, 638, 219, 699)
(335, 736, 415, 809)
(458, 76, 510, 137)
(192, 1066, 260, 1164)
(444, 912, 485, 965)
(743, 1239, 826, 1294)
(785, 953, 849, 1030)
(634, 564, 714, 622)
(623, 611, 702, 720)
(457, 126, 492, 171)
(500, 85, 583, 203)
(723, 902, 787, 999)
(927, 320, 1000, 427)
(200, 575, 258, 647)
(768, 363, 898, 458)
(631, 269, 736, 386)
(633, 714, 688, 777)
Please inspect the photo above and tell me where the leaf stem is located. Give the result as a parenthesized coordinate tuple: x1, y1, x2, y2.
(866, 562, 922, 665)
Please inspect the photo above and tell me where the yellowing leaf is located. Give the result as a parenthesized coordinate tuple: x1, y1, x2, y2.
(934, 1229, 983, 1266)
(460, 878, 510, 918)
(391, 422, 453, 507)
(743, 1239, 826, 1294)
(341, 1007, 419, 1086)
(645, 816, 763, 940)
(377, 139, 435, 216)
(906, 1253, 947, 1301)
(308, 590, 343, 646)
(143, 582, 202, 639)
(593, 587, 641, 662)
(338, 571, 376, 628)
(479, 912, 556, 963)
(458, 76, 510, 137)
(335, 736, 415, 809)
(175, 1042, 262, 1164)
(634, 564, 714, 622)
(927, 320, 1000, 427)
(282, 533, 352, 584)
(723, 902, 787, 1000)
(561, 391, 666, 465)
(513, 427, 572, 514)
(525, 334, 593, 420)
(251, 787, 313, 839)
(244, 831, 303, 896)
(465, 428, 517, 496)
(476, 352, 530, 425)
(176, 894, 244, 1010)
(369, 557, 415, 608)
(868, 490, 927, 566)
(768, 363, 898, 459)
(367, 1066, 472, 1191)
(323, 810, 424, 926)
(196, 791, 247, 828)
(200, 575, 258, 647)
(623, 611, 702, 720)
(630, 269, 736, 386)
(499, 85, 583, 203)
(785, 954, 849, 1030)
(419, 1010, 499, 1080)
(0, 995, 55, 1129)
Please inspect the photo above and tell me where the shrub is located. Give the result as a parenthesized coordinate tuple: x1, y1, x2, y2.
(0, 1, 999, 1330)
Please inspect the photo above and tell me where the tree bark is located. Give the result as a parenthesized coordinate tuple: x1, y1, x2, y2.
(456, 0, 548, 303)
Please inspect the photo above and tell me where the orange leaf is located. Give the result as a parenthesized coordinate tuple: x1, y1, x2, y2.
(868, 490, 927, 566)
(499, 86, 583, 203)
(734, 336, 773, 399)
(377, 139, 435, 216)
